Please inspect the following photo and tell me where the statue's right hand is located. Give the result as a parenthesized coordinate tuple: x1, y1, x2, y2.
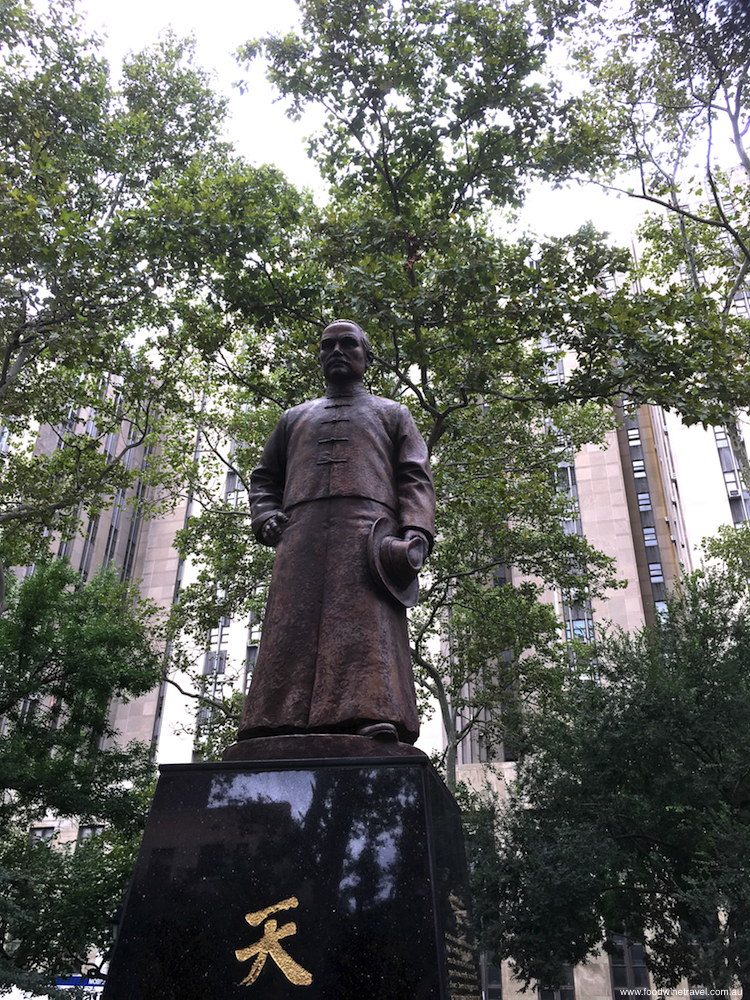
(260, 511, 289, 547)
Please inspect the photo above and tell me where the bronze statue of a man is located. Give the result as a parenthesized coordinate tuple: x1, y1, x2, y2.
(236, 320, 435, 744)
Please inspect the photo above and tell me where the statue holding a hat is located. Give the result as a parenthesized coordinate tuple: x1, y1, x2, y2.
(235, 320, 435, 745)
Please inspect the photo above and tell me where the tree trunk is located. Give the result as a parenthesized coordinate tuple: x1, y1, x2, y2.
(434, 684, 458, 791)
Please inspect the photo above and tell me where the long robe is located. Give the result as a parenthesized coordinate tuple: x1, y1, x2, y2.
(237, 383, 435, 745)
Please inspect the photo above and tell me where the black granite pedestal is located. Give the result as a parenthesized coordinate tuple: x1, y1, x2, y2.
(102, 738, 481, 1000)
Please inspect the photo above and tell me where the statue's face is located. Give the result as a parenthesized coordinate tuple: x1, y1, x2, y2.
(320, 325, 369, 383)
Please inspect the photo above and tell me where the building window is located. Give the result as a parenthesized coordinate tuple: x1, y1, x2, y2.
(103, 489, 126, 567)
(204, 649, 227, 679)
(649, 563, 664, 584)
(58, 527, 75, 561)
(563, 602, 594, 644)
(643, 526, 657, 547)
(725, 470, 740, 496)
(565, 618, 593, 643)
(59, 406, 80, 440)
(632, 460, 646, 479)
(79, 514, 100, 581)
(480, 954, 502, 999)
(78, 825, 105, 844)
(654, 601, 668, 617)
(556, 464, 577, 493)
(637, 492, 651, 511)
(609, 933, 650, 999)
(30, 827, 55, 844)
(121, 481, 146, 581)
(172, 559, 185, 606)
(245, 644, 258, 693)
(104, 430, 120, 460)
(714, 427, 730, 449)
(197, 617, 231, 733)
(733, 286, 750, 317)
(627, 427, 641, 447)
(540, 966, 575, 1000)
(226, 470, 248, 509)
(544, 357, 566, 386)
(724, 470, 743, 498)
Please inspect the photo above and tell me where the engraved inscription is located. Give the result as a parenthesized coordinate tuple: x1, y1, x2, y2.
(236, 896, 313, 988)
(446, 891, 481, 1000)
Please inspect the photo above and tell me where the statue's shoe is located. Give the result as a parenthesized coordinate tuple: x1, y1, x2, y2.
(356, 722, 399, 741)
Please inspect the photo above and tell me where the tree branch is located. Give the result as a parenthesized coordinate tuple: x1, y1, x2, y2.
(164, 675, 240, 720)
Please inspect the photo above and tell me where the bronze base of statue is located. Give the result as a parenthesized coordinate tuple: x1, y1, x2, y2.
(222, 732, 427, 762)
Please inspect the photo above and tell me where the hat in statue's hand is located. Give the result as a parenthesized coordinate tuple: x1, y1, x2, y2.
(367, 517, 422, 608)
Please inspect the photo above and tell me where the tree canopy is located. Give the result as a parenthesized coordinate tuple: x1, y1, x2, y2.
(554, 0, 750, 475)
(468, 554, 750, 998)
(165, 0, 750, 780)
(0, 0, 262, 590)
(0, 560, 161, 995)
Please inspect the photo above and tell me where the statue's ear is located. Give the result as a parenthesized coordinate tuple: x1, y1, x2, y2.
(365, 350, 375, 369)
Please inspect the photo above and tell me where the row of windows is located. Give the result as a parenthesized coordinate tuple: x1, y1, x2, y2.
(199, 617, 232, 727)
(556, 461, 594, 649)
(483, 935, 697, 1000)
(715, 427, 730, 449)
(482, 950, 637, 1000)
(733, 286, 750, 317)
(610, 934, 650, 999)
(714, 427, 750, 524)
(649, 562, 664, 583)
(30, 824, 104, 845)
(626, 421, 673, 608)
(713, 429, 750, 523)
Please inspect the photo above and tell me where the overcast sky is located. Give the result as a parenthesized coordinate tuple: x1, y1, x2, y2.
(80, 0, 325, 189)
(78, 0, 644, 244)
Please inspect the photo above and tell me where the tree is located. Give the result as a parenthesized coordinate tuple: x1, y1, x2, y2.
(0, 817, 150, 999)
(552, 0, 750, 475)
(552, 0, 750, 303)
(0, 561, 161, 995)
(470, 554, 750, 998)
(0, 0, 288, 599)
(162, 0, 750, 781)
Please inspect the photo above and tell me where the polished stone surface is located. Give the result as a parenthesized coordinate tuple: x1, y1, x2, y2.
(103, 757, 480, 999)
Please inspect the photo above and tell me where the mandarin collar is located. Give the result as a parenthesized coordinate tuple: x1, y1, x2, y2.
(324, 381, 368, 400)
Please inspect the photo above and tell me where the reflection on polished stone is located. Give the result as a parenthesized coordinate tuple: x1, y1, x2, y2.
(103, 756, 481, 1000)
(207, 770, 317, 821)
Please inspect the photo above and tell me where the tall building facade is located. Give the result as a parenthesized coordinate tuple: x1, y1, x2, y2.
(457, 397, 750, 1000)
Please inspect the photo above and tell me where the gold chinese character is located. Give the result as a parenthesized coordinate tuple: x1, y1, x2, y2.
(236, 896, 313, 987)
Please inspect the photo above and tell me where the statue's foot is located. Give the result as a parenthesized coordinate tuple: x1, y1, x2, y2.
(356, 722, 399, 742)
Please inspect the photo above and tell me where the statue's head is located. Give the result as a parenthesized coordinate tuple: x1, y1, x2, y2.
(319, 320, 374, 384)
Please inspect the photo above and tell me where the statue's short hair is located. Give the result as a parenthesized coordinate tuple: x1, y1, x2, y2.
(321, 320, 373, 367)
